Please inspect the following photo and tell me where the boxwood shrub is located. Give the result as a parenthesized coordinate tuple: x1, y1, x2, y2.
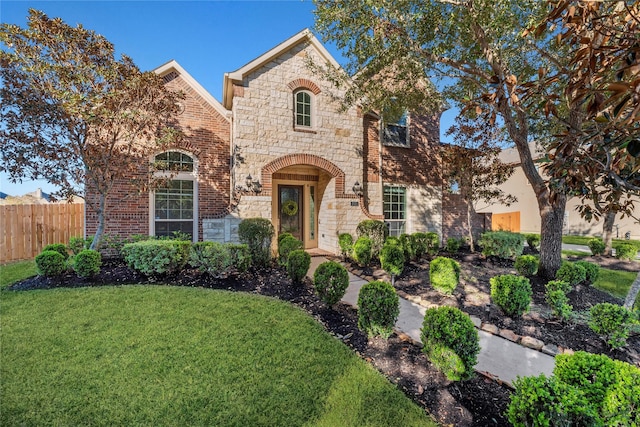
(588, 238, 606, 256)
(74, 249, 102, 278)
(429, 256, 460, 295)
(490, 274, 532, 317)
(445, 237, 461, 253)
(525, 233, 540, 250)
(278, 234, 303, 265)
(122, 239, 190, 276)
(226, 243, 251, 273)
(545, 283, 572, 321)
(479, 231, 525, 259)
(338, 233, 354, 261)
(589, 303, 636, 349)
(287, 249, 311, 285)
(555, 261, 587, 286)
(356, 220, 387, 257)
(425, 232, 440, 255)
(190, 242, 232, 277)
(357, 280, 399, 339)
(574, 260, 600, 284)
(397, 234, 415, 261)
(313, 260, 349, 305)
(615, 242, 638, 261)
(420, 306, 480, 381)
(35, 250, 67, 277)
(514, 254, 539, 277)
(42, 243, 69, 261)
(379, 240, 405, 284)
(238, 218, 275, 267)
(410, 232, 428, 259)
(352, 236, 373, 267)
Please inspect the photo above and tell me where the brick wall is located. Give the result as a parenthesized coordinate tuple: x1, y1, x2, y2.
(85, 71, 231, 241)
(441, 192, 491, 243)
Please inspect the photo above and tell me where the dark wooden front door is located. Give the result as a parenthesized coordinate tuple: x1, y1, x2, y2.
(278, 185, 303, 241)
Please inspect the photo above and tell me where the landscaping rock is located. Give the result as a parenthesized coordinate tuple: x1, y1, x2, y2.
(498, 329, 520, 343)
(520, 336, 544, 351)
(542, 343, 560, 356)
(481, 323, 499, 334)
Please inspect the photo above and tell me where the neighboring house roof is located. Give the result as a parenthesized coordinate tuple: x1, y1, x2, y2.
(0, 191, 8, 200)
(498, 142, 546, 165)
(222, 28, 342, 109)
(154, 59, 231, 120)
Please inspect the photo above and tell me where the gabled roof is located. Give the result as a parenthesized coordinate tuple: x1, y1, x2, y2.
(155, 60, 231, 120)
(222, 28, 341, 109)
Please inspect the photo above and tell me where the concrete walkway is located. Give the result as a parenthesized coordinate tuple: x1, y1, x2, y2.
(308, 257, 556, 387)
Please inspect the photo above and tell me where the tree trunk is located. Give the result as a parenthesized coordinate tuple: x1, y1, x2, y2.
(89, 193, 107, 251)
(537, 195, 566, 279)
(467, 201, 475, 252)
(624, 271, 640, 310)
(602, 211, 616, 256)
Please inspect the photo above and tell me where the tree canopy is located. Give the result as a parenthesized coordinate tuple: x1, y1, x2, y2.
(1, 9, 183, 248)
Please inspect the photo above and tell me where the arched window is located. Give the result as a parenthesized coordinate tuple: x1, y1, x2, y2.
(294, 90, 313, 128)
(151, 151, 197, 240)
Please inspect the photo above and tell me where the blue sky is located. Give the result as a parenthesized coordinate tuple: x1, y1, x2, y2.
(1, 0, 457, 196)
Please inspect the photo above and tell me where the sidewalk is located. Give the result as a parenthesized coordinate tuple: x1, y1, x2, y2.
(308, 256, 556, 387)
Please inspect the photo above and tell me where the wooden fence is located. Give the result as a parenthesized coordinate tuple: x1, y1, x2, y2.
(0, 203, 84, 263)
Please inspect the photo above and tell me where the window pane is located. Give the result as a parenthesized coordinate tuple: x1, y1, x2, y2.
(155, 179, 194, 237)
(295, 91, 312, 128)
(155, 151, 194, 172)
(383, 185, 406, 237)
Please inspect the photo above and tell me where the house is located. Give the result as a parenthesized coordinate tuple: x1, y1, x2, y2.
(477, 144, 640, 240)
(85, 29, 445, 254)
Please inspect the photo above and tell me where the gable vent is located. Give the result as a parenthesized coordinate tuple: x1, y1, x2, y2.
(162, 71, 179, 83)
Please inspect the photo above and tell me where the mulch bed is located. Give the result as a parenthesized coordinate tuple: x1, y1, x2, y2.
(8, 249, 639, 426)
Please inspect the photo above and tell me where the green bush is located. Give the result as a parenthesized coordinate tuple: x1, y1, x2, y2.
(589, 303, 635, 349)
(287, 249, 311, 285)
(35, 250, 67, 277)
(68, 236, 93, 255)
(122, 240, 190, 276)
(588, 238, 606, 256)
(379, 240, 405, 283)
(357, 280, 399, 339)
(514, 254, 539, 277)
(421, 306, 480, 381)
(445, 237, 460, 253)
(226, 243, 251, 273)
(575, 260, 600, 284)
(425, 232, 440, 255)
(338, 233, 354, 260)
(545, 286, 572, 321)
(356, 220, 388, 257)
(190, 242, 232, 277)
(555, 261, 587, 286)
(397, 234, 416, 261)
(313, 260, 349, 305)
(429, 256, 460, 295)
(74, 249, 102, 278)
(546, 279, 571, 294)
(525, 233, 540, 250)
(615, 242, 638, 261)
(277, 232, 294, 248)
(478, 231, 525, 259)
(238, 218, 275, 267)
(352, 236, 373, 267)
(490, 274, 532, 317)
(508, 352, 640, 427)
(42, 243, 69, 261)
(410, 232, 428, 259)
(507, 374, 598, 427)
(278, 235, 303, 265)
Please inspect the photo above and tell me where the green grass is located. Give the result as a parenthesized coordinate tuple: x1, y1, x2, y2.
(1, 286, 435, 427)
(561, 250, 589, 259)
(593, 268, 638, 300)
(562, 235, 640, 250)
(0, 260, 37, 289)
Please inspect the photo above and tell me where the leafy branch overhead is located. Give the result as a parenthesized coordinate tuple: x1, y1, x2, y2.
(0, 9, 184, 248)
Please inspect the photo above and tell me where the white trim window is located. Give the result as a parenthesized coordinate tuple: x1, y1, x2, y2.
(294, 89, 313, 128)
(383, 185, 406, 237)
(382, 110, 409, 146)
(151, 151, 198, 240)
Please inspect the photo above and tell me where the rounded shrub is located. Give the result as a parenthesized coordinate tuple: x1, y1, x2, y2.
(287, 249, 311, 285)
(615, 242, 637, 261)
(357, 280, 399, 339)
(445, 237, 460, 253)
(225, 243, 251, 273)
(313, 260, 349, 305)
(68, 236, 92, 256)
(574, 260, 600, 284)
(356, 220, 388, 257)
(238, 218, 275, 267)
(35, 250, 67, 277)
(352, 236, 373, 267)
(425, 232, 440, 255)
(525, 233, 540, 250)
(410, 232, 428, 259)
(42, 243, 69, 261)
(190, 242, 232, 277)
(122, 239, 190, 276)
(429, 256, 460, 295)
(338, 233, 354, 260)
(478, 231, 525, 259)
(420, 306, 480, 381)
(74, 249, 102, 278)
(490, 274, 532, 317)
(546, 279, 571, 294)
(545, 285, 572, 321)
(555, 261, 587, 286)
(379, 240, 405, 283)
(398, 233, 415, 261)
(278, 235, 303, 265)
(588, 238, 606, 256)
(515, 254, 539, 277)
(277, 232, 294, 248)
(589, 303, 635, 349)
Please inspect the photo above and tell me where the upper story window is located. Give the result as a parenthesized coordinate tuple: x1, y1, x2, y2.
(382, 110, 410, 146)
(295, 90, 313, 129)
(154, 151, 194, 172)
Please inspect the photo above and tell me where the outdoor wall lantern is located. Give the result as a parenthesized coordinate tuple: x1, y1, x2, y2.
(352, 181, 363, 197)
(245, 174, 263, 194)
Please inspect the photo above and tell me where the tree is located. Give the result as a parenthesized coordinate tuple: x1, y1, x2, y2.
(312, 0, 637, 278)
(443, 114, 516, 251)
(1, 10, 183, 249)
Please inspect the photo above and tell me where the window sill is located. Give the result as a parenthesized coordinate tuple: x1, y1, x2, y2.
(294, 126, 317, 134)
(382, 141, 411, 148)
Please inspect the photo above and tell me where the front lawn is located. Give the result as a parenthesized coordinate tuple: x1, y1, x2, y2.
(0, 259, 37, 289)
(1, 286, 434, 426)
(562, 235, 640, 250)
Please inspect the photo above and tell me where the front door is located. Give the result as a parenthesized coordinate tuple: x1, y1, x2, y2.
(278, 185, 303, 241)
